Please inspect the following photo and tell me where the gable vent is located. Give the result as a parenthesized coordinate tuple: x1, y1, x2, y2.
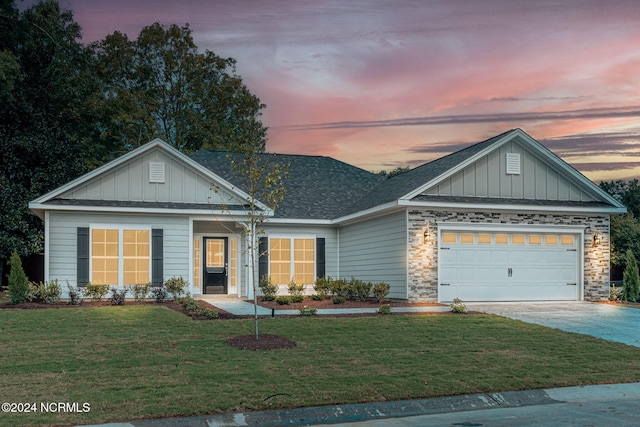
(506, 153, 521, 175)
(149, 162, 165, 183)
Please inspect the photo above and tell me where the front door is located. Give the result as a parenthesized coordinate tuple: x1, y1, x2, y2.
(203, 237, 228, 294)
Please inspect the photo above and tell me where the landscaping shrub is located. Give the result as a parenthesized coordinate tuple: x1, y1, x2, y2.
(330, 278, 349, 298)
(332, 296, 345, 304)
(84, 283, 109, 302)
(177, 296, 199, 312)
(127, 283, 150, 301)
(67, 283, 84, 305)
(276, 296, 292, 305)
(109, 287, 128, 305)
(450, 297, 467, 314)
(29, 279, 62, 304)
(299, 305, 317, 316)
(372, 282, 391, 303)
(259, 275, 278, 301)
(193, 306, 219, 319)
(8, 250, 29, 304)
(310, 294, 324, 301)
(348, 277, 372, 301)
(150, 286, 169, 303)
(288, 279, 305, 299)
(378, 304, 392, 315)
(623, 249, 640, 302)
(164, 276, 188, 300)
(313, 276, 332, 299)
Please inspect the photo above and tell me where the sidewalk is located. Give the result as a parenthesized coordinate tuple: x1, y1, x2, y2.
(196, 297, 451, 316)
(78, 382, 640, 427)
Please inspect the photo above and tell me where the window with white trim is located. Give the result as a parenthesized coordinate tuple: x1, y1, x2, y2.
(269, 237, 315, 285)
(91, 227, 151, 285)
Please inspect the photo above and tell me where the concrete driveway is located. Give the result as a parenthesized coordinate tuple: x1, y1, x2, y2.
(466, 301, 640, 348)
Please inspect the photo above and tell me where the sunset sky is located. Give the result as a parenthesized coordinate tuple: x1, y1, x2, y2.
(25, 0, 640, 181)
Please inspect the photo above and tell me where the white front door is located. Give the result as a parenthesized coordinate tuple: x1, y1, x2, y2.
(438, 230, 580, 302)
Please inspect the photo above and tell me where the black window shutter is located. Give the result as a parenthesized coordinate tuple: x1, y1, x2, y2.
(152, 229, 163, 286)
(316, 237, 326, 278)
(258, 237, 269, 282)
(77, 227, 90, 287)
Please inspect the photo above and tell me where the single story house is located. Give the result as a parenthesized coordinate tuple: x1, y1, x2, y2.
(29, 128, 625, 302)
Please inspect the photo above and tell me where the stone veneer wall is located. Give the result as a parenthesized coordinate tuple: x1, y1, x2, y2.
(407, 209, 610, 302)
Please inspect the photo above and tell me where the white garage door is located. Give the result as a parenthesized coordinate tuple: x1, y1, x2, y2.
(438, 230, 580, 302)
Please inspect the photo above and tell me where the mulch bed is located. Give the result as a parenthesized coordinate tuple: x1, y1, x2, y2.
(225, 334, 297, 351)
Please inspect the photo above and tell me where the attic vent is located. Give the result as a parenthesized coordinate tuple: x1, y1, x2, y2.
(506, 153, 521, 175)
(149, 162, 165, 183)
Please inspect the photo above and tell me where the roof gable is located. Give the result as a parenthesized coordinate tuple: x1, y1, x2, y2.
(30, 139, 263, 217)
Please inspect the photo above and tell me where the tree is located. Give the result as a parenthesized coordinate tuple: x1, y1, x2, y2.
(378, 166, 410, 178)
(93, 23, 267, 156)
(229, 147, 288, 340)
(8, 250, 29, 304)
(600, 180, 640, 267)
(623, 249, 640, 302)
(0, 0, 101, 281)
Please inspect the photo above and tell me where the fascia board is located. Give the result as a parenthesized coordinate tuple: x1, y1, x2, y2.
(400, 130, 517, 201)
(28, 203, 268, 218)
(399, 199, 626, 214)
(268, 218, 333, 225)
(331, 200, 401, 225)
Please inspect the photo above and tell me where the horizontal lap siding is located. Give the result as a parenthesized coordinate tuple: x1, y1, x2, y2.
(339, 211, 408, 299)
(48, 212, 189, 287)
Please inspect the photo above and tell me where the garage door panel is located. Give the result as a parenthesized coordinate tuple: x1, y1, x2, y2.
(439, 230, 579, 302)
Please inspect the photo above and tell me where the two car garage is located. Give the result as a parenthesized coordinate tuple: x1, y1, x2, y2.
(438, 227, 582, 302)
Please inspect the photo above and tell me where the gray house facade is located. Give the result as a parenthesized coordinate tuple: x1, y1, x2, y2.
(30, 129, 625, 302)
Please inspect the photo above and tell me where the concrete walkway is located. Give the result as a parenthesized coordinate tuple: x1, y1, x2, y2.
(466, 301, 640, 348)
(196, 297, 451, 316)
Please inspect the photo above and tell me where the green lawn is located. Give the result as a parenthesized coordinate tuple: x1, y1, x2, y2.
(2, 306, 640, 426)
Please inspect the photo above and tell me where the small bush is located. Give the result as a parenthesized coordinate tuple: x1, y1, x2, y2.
(291, 294, 304, 303)
(610, 286, 622, 302)
(310, 294, 324, 301)
(349, 278, 372, 301)
(67, 283, 84, 305)
(259, 275, 279, 300)
(330, 278, 349, 298)
(84, 283, 110, 302)
(288, 279, 305, 298)
(450, 297, 467, 314)
(193, 306, 219, 319)
(150, 286, 169, 303)
(276, 296, 292, 305)
(378, 304, 392, 315)
(128, 283, 150, 301)
(165, 276, 188, 300)
(177, 296, 199, 312)
(40, 280, 62, 304)
(373, 282, 391, 303)
(332, 296, 345, 304)
(8, 251, 29, 304)
(313, 276, 332, 299)
(109, 287, 128, 306)
(299, 305, 317, 316)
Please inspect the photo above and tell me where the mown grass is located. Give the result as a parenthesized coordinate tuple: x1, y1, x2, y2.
(1, 306, 640, 426)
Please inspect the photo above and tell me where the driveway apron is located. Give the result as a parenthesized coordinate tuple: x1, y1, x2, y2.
(467, 301, 640, 348)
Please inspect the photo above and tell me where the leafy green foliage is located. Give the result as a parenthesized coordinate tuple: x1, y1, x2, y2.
(150, 286, 169, 303)
(8, 251, 29, 304)
(176, 296, 199, 312)
(288, 279, 304, 302)
(450, 298, 468, 314)
(378, 304, 392, 315)
(332, 296, 345, 305)
(66, 283, 83, 305)
(29, 279, 61, 304)
(276, 296, 292, 305)
(298, 306, 317, 316)
(313, 276, 332, 299)
(164, 276, 188, 300)
(83, 283, 109, 302)
(348, 278, 372, 301)
(372, 282, 391, 303)
(259, 275, 278, 301)
(623, 249, 640, 302)
(93, 22, 267, 154)
(127, 283, 150, 301)
(377, 167, 410, 178)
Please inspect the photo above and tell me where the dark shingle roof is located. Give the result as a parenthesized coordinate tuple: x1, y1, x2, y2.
(343, 130, 516, 215)
(189, 151, 385, 220)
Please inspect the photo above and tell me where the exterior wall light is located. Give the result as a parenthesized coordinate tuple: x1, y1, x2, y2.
(423, 223, 432, 244)
(592, 232, 600, 246)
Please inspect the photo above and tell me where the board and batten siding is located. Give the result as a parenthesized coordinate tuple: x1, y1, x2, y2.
(47, 212, 189, 288)
(425, 138, 596, 202)
(338, 210, 408, 299)
(59, 147, 243, 206)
